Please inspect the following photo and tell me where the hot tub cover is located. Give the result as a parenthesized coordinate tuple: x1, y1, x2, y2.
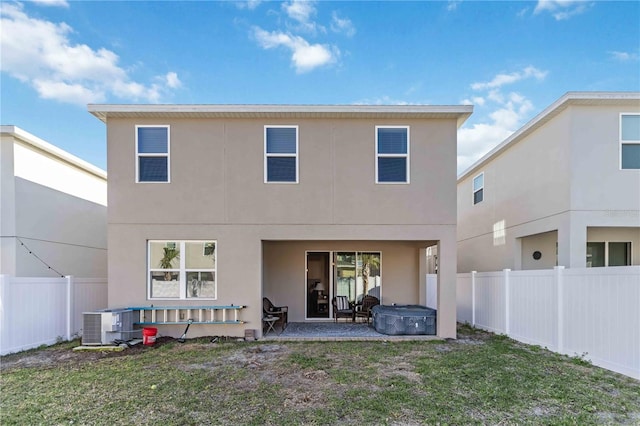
(371, 305, 437, 335)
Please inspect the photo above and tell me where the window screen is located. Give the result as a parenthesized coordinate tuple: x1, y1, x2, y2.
(376, 126, 409, 183)
(265, 126, 298, 183)
(137, 126, 169, 182)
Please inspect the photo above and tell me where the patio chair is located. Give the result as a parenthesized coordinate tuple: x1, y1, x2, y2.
(355, 295, 380, 324)
(332, 296, 354, 322)
(263, 297, 288, 331)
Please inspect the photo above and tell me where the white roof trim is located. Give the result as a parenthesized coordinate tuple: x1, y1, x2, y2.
(88, 104, 473, 127)
(0, 125, 107, 180)
(457, 91, 640, 181)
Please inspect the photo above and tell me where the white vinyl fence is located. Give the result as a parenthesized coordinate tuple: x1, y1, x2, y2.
(0, 275, 107, 355)
(455, 266, 640, 380)
(425, 274, 438, 310)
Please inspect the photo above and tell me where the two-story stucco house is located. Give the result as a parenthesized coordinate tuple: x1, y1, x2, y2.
(457, 92, 640, 273)
(88, 104, 472, 339)
(1, 125, 107, 278)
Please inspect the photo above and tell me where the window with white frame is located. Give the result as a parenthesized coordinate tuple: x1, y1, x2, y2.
(148, 240, 216, 299)
(473, 173, 484, 205)
(265, 126, 298, 183)
(621, 114, 640, 169)
(376, 126, 409, 183)
(136, 125, 170, 182)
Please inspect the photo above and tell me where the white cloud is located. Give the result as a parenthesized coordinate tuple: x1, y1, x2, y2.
(330, 11, 355, 37)
(609, 51, 640, 62)
(0, 3, 181, 105)
(163, 72, 182, 89)
(282, 0, 315, 23)
(458, 123, 513, 174)
(447, 1, 462, 12)
(29, 0, 69, 7)
(235, 0, 262, 10)
(461, 96, 485, 106)
(252, 26, 337, 73)
(33, 79, 103, 104)
(282, 0, 324, 34)
(534, 0, 591, 20)
(352, 96, 422, 106)
(458, 66, 545, 174)
(471, 66, 548, 90)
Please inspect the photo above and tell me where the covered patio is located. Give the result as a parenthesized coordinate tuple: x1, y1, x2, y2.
(260, 236, 457, 340)
(261, 321, 441, 341)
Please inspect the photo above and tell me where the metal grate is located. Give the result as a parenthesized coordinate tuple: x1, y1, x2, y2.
(82, 313, 103, 345)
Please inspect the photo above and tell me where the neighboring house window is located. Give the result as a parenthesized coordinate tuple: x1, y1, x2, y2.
(265, 126, 298, 183)
(148, 240, 216, 299)
(376, 126, 410, 183)
(136, 125, 170, 182)
(620, 114, 640, 169)
(473, 173, 484, 205)
(586, 241, 631, 267)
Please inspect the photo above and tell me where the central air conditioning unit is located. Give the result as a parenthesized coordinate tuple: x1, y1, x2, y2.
(82, 309, 141, 345)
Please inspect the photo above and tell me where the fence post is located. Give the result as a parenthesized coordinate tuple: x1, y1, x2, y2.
(504, 269, 511, 336)
(471, 271, 476, 327)
(0, 275, 7, 354)
(555, 266, 565, 354)
(66, 275, 74, 341)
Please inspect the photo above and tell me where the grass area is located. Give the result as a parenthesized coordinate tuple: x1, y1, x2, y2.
(1, 324, 638, 425)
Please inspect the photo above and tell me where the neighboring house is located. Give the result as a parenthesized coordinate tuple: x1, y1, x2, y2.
(457, 92, 640, 273)
(0, 126, 107, 277)
(88, 104, 472, 339)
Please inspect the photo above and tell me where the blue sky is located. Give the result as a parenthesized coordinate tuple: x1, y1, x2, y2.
(1, 0, 639, 174)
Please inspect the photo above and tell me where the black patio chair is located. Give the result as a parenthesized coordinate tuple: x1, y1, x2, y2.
(263, 297, 288, 330)
(332, 296, 354, 322)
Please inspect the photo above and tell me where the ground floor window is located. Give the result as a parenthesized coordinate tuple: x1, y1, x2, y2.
(148, 240, 216, 299)
(335, 252, 381, 303)
(586, 241, 631, 267)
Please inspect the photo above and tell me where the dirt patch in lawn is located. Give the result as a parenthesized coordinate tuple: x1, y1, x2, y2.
(2, 325, 639, 425)
(0, 336, 172, 371)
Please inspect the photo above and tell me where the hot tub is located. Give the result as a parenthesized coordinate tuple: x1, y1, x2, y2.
(371, 305, 437, 335)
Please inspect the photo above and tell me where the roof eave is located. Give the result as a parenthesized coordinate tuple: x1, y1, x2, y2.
(0, 125, 107, 180)
(88, 104, 473, 127)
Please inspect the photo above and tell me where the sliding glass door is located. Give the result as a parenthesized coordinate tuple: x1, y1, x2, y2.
(334, 252, 381, 304)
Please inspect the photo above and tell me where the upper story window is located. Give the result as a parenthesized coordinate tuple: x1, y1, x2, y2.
(376, 126, 410, 184)
(621, 114, 640, 169)
(265, 126, 298, 183)
(136, 125, 170, 182)
(473, 173, 484, 204)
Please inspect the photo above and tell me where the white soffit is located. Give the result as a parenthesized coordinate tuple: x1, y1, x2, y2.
(88, 104, 474, 128)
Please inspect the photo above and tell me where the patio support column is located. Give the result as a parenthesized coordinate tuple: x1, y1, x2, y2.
(437, 231, 457, 339)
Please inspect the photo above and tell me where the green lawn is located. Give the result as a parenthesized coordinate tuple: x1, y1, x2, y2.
(1, 324, 638, 425)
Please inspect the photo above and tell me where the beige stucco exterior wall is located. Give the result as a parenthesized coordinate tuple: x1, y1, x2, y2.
(570, 106, 640, 211)
(0, 128, 107, 278)
(14, 178, 107, 277)
(520, 231, 558, 270)
(457, 108, 571, 272)
(457, 96, 640, 273)
(104, 114, 460, 339)
(107, 117, 457, 225)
